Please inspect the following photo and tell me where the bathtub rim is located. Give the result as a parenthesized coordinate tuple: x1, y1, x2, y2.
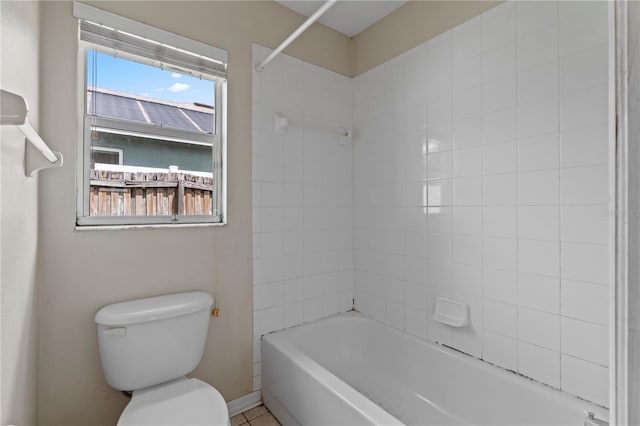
(262, 310, 609, 423)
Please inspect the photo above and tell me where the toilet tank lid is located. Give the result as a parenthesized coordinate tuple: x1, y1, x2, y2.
(95, 291, 213, 326)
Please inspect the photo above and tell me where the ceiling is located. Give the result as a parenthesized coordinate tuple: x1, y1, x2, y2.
(275, 1, 407, 37)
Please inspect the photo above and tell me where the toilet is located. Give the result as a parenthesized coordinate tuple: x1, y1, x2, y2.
(94, 291, 229, 426)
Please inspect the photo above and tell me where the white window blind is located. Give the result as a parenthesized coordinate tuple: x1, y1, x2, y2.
(73, 2, 227, 79)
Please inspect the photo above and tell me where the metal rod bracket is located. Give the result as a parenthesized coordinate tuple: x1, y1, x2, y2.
(255, 0, 338, 72)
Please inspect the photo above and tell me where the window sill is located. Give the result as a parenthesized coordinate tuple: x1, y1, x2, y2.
(74, 222, 226, 232)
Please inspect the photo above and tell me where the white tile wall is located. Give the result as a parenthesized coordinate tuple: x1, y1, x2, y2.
(252, 45, 353, 391)
(251, 0, 609, 408)
(352, 0, 610, 407)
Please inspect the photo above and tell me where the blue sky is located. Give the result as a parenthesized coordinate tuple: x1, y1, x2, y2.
(87, 51, 215, 105)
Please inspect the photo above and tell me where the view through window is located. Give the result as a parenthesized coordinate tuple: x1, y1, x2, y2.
(81, 49, 222, 223)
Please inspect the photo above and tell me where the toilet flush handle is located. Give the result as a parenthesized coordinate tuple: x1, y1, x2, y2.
(102, 327, 127, 336)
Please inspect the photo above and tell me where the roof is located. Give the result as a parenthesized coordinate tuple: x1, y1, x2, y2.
(87, 87, 214, 134)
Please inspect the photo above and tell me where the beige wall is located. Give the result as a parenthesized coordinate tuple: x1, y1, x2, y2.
(0, 1, 41, 425)
(36, 1, 350, 425)
(33, 1, 510, 424)
(351, 0, 500, 76)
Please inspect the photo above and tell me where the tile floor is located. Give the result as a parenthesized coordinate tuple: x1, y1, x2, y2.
(231, 405, 281, 426)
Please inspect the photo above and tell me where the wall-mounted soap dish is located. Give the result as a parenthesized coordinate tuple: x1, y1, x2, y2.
(433, 297, 469, 327)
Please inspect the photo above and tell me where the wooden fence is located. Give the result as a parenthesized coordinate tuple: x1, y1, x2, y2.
(90, 170, 213, 216)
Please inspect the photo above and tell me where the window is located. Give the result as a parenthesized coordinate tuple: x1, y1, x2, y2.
(91, 146, 123, 165)
(74, 2, 227, 226)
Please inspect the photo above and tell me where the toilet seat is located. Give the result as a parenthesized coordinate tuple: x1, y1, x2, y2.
(118, 377, 229, 426)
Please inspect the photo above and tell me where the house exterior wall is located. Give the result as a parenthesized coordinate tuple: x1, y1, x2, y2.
(94, 133, 213, 172)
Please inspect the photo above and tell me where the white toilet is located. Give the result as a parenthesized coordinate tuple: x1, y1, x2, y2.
(95, 291, 229, 426)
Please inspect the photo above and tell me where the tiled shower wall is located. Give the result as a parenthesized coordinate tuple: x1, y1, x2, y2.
(352, 1, 609, 406)
(252, 45, 354, 390)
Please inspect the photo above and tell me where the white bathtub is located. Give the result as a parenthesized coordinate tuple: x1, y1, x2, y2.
(262, 312, 608, 426)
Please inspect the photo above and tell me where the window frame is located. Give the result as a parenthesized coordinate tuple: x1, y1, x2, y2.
(74, 6, 227, 227)
(91, 146, 124, 165)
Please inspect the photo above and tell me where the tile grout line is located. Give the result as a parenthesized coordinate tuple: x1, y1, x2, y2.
(479, 5, 486, 362)
(514, 0, 521, 377)
(556, 0, 563, 393)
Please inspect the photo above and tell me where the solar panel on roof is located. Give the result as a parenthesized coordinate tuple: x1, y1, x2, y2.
(88, 92, 146, 123)
(88, 90, 215, 136)
(142, 101, 197, 132)
(182, 109, 214, 134)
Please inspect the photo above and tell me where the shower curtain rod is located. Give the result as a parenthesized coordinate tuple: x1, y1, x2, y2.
(255, 0, 338, 72)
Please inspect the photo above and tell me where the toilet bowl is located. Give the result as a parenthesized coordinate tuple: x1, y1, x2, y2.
(118, 377, 228, 426)
(95, 291, 229, 425)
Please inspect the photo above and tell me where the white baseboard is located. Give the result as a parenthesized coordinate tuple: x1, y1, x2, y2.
(227, 390, 262, 417)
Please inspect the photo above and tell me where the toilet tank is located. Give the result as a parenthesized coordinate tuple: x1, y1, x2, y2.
(95, 291, 213, 391)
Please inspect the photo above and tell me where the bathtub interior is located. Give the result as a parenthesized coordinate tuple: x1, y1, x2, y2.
(263, 335, 405, 426)
(267, 313, 608, 426)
